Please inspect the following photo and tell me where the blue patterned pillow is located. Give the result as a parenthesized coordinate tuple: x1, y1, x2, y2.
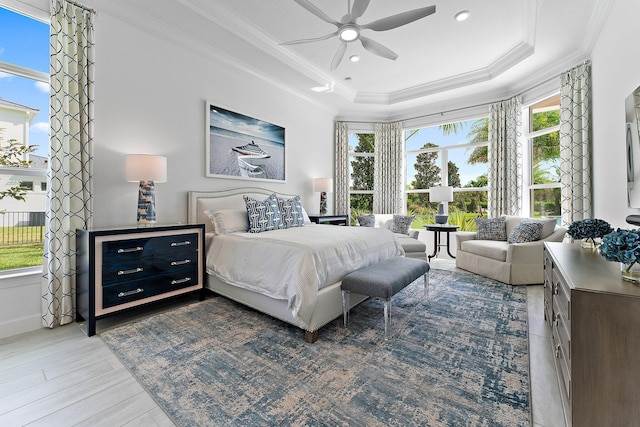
(508, 222, 543, 243)
(357, 214, 375, 227)
(243, 194, 284, 233)
(277, 195, 305, 229)
(475, 216, 507, 241)
(390, 214, 414, 235)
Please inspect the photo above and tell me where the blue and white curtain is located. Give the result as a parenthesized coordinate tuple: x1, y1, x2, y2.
(374, 122, 404, 214)
(42, 0, 95, 328)
(560, 63, 592, 226)
(334, 121, 350, 216)
(488, 96, 523, 217)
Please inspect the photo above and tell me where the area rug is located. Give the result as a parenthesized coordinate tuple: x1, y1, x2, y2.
(101, 269, 530, 426)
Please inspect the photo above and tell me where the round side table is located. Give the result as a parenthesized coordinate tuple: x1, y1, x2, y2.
(424, 224, 459, 261)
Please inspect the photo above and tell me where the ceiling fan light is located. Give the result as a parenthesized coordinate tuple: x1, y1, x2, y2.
(454, 10, 470, 22)
(339, 26, 359, 42)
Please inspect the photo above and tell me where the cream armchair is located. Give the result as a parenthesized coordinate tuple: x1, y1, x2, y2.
(455, 216, 566, 285)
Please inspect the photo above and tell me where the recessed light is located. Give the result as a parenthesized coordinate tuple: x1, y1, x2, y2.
(349, 55, 360, 62)
(311, 85, 329, 92)
(344, 77, 352, 82)
(454, 10, 470, 21)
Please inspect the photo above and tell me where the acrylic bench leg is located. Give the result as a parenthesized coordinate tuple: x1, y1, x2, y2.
(342, 290, 350, 327)
(383, 299, 390, 340)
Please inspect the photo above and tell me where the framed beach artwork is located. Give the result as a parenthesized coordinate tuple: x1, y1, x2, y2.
(206, 102, 285, 182)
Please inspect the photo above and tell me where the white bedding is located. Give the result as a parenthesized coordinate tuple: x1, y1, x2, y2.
(206, 224, 404, 325)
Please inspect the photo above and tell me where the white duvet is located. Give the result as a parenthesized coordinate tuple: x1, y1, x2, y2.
(206, 224, 404, 325)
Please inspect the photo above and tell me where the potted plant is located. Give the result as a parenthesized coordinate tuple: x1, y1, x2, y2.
(566, 218, 613, 249)
(600, 228, 640, 282)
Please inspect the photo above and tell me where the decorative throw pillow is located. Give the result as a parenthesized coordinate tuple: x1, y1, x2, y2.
(475, 216, 507, 241)
(357, 214, 376, 227)
(508, 221, 544, 243)
(243, 194, 284, 233)
(207, 209, 249, 234)
(390, 214, 414, 235)
(521, 218, 557, 239)
(277, 195, 305, 229)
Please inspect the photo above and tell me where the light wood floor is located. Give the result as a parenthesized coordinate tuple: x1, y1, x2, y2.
(0, 260, 565, 427)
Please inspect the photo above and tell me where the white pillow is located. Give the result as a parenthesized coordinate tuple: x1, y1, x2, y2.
(204, 209, 249, 234)
(301, 206, 312, 225)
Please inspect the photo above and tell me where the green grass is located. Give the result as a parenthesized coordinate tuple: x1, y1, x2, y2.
(0, 226, 45, 245)
(0, 243, 44, 271)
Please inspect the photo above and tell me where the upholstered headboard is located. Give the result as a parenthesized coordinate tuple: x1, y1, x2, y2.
(187, 187, 299, 233)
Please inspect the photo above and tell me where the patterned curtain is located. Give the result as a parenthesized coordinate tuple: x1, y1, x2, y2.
(560, 63, 592, 226)
(334, 121, 349, 216)
(373, 122, 404, 213)
(488, 96, 523, 217)
(42, 0, 95, 328)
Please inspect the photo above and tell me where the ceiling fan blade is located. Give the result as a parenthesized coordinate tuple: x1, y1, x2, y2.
(280, 31, 338, 46)
(350, 0, 370, 21)
(361, 5, 436, 31)
(330, 42, 348, 71)
(294, 0, 341, 27)
(359, 36, 398, 60)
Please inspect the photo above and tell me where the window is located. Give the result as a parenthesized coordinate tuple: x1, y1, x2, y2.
(0, 6, 49, 272)
(19, 181, 33, 191)
(40, 181, 46, 191)
(405, 118, 489, 230)
(348, 133, 374, 222)
(526, 94, 561, 221)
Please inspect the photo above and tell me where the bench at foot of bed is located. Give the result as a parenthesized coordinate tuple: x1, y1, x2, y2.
(341, 257, 430, 340)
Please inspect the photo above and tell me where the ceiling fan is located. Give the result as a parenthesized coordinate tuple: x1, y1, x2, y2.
(281, 0, 436, 71)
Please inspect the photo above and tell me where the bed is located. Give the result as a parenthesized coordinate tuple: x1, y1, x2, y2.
(187, 187, 404, 342)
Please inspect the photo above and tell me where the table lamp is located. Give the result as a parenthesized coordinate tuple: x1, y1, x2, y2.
(429, 186, 454, 224)
(314, 178, 333, 215)
(125, 154, 167, 225)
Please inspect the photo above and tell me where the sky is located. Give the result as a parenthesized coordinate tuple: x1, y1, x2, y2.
(0, 6, 49, 157)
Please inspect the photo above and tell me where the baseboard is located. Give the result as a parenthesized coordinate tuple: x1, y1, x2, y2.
(0, 313, 43, 340)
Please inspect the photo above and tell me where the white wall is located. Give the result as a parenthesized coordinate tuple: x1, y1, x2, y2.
(91, 7, 336, 228)
(590, 0, 640, 227)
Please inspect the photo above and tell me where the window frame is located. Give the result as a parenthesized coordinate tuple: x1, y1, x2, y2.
(523, 93, 562, 218)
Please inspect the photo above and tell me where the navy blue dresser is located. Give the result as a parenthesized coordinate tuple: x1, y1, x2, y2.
(76, 224, 205, 336)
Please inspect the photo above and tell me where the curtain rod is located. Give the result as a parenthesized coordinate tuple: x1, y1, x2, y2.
(63, 0, 96, 14)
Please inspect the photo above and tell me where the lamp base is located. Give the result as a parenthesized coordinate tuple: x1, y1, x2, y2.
(319, 191, 327, 216)
(137, 180, 157, 225)
(435, 214, 449, 224)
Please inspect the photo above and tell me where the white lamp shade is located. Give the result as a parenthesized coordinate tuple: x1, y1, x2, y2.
(314, 178, 333, 193)
(429, 186, 454, 202)
(125, 154, 167, 183)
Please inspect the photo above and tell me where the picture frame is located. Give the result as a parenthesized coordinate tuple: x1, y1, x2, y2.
(205, 102, 285, 182)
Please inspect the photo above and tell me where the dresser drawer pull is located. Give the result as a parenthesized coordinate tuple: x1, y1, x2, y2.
(553, 282, 560, 295)
(171, 277, 191, 285)
(118, 267, 143, 276)
(171, 241, 191, 247)
(555, 344, 561, 359)
(117, 246, 144, 254)
(553, 313, 560, 326)
(118, 288, 143, 298)
(171, 259, 191, 266)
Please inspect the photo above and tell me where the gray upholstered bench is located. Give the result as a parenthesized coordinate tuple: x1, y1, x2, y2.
(341, 257, 430, 339)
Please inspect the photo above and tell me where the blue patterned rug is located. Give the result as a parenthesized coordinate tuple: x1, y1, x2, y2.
(101, 269, 530, 426)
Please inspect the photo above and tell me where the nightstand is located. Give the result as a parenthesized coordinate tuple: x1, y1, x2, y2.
(308, 214, 349, 226)
(76, 223, 205, 336)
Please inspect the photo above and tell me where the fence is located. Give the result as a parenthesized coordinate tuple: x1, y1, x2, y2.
(0, 211, 45, 245)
